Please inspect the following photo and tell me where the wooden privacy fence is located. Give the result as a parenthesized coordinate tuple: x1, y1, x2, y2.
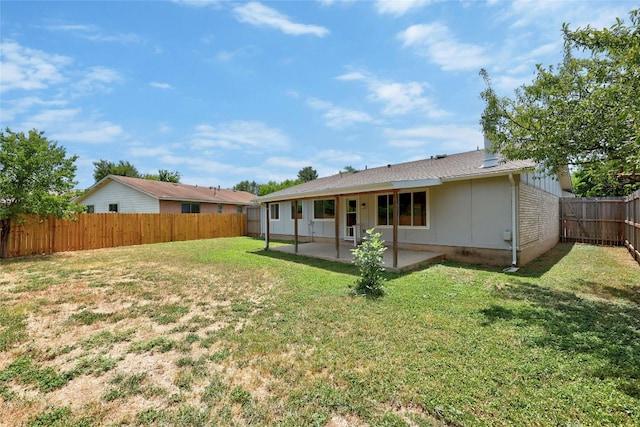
(560, 198, 625, 245)
(246, 205, 262, 237)
(560, 192, 640, 266)
(625, 189, 640, 264)
(4, 213, 246, 258)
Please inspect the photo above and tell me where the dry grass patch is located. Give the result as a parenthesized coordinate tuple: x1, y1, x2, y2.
(1, 239, 638, 426)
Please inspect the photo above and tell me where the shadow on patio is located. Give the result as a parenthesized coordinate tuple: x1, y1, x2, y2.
(266, 241, 444, 273)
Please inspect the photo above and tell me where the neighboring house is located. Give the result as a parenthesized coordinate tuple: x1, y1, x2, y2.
(255, 139, 572, 267)
(75, 175, 256, 214)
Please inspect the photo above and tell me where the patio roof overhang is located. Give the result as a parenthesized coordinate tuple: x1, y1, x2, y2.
(255, 178, 442, 204)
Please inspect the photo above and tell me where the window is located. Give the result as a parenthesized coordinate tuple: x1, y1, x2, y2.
(378, 191, 428, 227)
(217, 203, 223, 213)
(313, 199, 335, 219)
(290, 201, 303, 219)
(377, 194, 393, 226)
(181, 203, 201, 213)
(270, 203, 280, 220)
(399, 191, 427, 226)
(86, 205, 95, 213)
(237, 206, 244, 214)
(108, 203, 118, 213)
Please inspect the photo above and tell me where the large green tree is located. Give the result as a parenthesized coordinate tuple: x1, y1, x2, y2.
(480, 9, 639, 195)
(297, 166, 318, 182)
(93, 159, 141, 182)
(93, 160, 180, 183)
(0, 129, 83, 258)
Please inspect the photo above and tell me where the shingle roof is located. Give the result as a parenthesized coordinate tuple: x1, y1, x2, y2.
(79, 175, 256, 205)
(257, 149, 536, 203)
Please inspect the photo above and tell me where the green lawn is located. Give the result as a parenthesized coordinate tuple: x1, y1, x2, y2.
(0, 238, 638, 426)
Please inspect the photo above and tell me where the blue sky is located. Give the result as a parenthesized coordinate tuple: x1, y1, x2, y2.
(1, 1, 633, 190)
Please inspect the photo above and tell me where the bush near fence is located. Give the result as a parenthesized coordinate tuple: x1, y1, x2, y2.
(3, 213, 246, 258)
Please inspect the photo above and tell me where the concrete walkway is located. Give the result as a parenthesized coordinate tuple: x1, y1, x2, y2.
(269, 241, 444, 272)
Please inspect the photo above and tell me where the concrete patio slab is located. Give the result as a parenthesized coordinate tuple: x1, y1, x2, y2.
(268, 242, 444, 272)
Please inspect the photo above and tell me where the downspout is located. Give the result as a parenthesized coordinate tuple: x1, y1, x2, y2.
(508, 174, 517, 266)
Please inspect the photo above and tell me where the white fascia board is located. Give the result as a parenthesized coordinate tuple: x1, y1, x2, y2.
(257, 182, 396, 203)
(392, 179, 442, 189)
(441, 168, 532, 183)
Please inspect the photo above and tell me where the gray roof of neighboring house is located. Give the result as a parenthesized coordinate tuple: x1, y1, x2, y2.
(257, 149, 540, 203)
(76, 175, 257, 205)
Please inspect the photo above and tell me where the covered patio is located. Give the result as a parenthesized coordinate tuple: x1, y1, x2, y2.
(269, 241, 444, 273)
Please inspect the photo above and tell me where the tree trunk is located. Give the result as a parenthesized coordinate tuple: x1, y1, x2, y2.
(0, 219, 10, 259)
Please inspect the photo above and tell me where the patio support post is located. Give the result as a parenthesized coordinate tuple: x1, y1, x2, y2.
(335, 196, 340, 259)
(265, 203, 270, 250)
(393, 189, 399, 268)
(294, 199, 299, 254)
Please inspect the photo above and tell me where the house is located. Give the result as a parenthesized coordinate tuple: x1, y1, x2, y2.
(75, 175, 256, 214)
(255, 139, 572, 268)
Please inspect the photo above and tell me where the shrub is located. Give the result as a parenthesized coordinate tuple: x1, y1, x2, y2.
(351, 228, 387, 297)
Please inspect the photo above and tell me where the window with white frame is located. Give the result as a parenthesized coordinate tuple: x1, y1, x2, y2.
(313, 199, 335, 220)
(270, 203, 280, 220)
(181, 203, 200, 213)
(377, 194, 394, 226)
(399, 190, 427, 226)
(290, 201, 302, 220)
(377, 190, 428, 227)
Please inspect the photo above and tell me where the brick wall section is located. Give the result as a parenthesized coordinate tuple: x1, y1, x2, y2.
(519, 182, 560, 248)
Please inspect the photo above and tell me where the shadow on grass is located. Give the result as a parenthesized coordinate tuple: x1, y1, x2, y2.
(507, 242, 576, 278)
(249, 248, 360, 277)
(481, 281, 640, 399)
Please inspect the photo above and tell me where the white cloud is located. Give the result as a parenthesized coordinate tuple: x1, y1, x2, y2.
(307, 97, 376, 129)
(20, 108, 123, 143)
(398, 22, 489, 71)
(0, 41, 70, 92)
(45, 22, 143, 44)
(384, 124, 483, 152)
(1, 96, 67, 122)
(375, 0, 430, 16)
(215, 45, 259, 62)
(336, 70, 448, 117)
(233, 2, 329, 37)
(149, 82, 173, 90)
(190, 121, 290, 149)
(73, 66, 123, 95)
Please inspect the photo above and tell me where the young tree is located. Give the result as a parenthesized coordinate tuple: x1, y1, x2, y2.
(297, 166, 318, 182)
(0, 128, 83, 258)
(342, 165, 357, 173)
(480, 9, 639, 195)
(351, 228, 387, 298)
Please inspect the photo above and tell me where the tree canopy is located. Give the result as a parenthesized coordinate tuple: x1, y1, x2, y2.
(297, 166, 318, 182)
(93, 160, 180, 183)
(234, 166, 321, 196)
(0, 128, 82, 258)
(480, 9, 639, 195)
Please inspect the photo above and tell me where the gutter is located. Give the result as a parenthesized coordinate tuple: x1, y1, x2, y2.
(508, 173, 518, 267)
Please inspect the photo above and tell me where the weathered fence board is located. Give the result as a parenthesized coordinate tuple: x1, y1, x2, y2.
(560, 198, 625, 246)
(625, 189, 640, 265)
(3, 213, 246, 258)
(246, 205, 262, 237)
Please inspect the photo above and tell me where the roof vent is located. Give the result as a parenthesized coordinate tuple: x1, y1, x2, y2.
(482, 135, 500, 168)
(435, 154, 447, 159)
(387, 164, 391, 168)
